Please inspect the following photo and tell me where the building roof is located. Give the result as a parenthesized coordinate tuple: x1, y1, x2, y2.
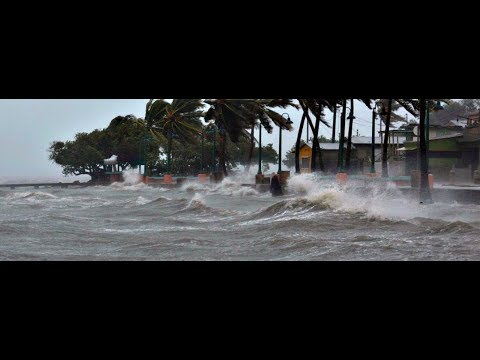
(299, 142, 349, 151)
(376, 135, 408, 144)
(351, 136, 382, 145)
(429, 106, 480, 127)
(430, 133, 463, 141)
(405, 133, 463, 149)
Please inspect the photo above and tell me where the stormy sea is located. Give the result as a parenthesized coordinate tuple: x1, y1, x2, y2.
(1, 171, 480, 260)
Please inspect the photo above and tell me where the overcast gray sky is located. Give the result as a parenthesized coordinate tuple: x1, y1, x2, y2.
(0, 99, 381, 178)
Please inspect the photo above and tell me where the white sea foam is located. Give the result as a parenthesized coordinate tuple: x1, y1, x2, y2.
(209, 177, 260, 197)
(109, 170, 148, 190)
(7, 191, 58, 200)
(282, 174, 480, 223)
(187, 192, 206, 208)
(181, 181, 208, 193)
(122, 170, 143, 185)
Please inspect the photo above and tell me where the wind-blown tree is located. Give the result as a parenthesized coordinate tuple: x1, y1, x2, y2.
(106, 115, 155, 171)
(295, 111, 307, 174)
(345, 99, 372, 171)
(378, 99, 397, 177)
(311, 99, 340, 172)
(204, 99, 294, 176)
(376, 99, 422, 177)
(250, 99, 296, 170)
(418, 98, 432, 203)
(49, 132, 106, 181)
(204, 99, 258, 176)
(295, 99, 337, 173)
(49, 115, 154, 181)
(298, 100, 322, 172)
(145, 99, 204, 174)
(331, 98, 338, 143)
(338, 99, 348, 171)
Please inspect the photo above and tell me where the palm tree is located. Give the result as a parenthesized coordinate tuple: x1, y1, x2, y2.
(245, 99, 297, 171)
(418, 98, 432, 203)
(338, 99, 347, 172)
(300, 99, 339, 173)
(377, 99, 419, 177)
(418, 99, 450, 203)
(380, 99, 394, 177)
(246, 121, 256, 172)
(295, 112, 307, 174)
(345, 98, 355, 171)
(204, 99, 259, 176)
(204, 99, 296, 176)
(331, 98, 338, 143)
(345, 99, 372, 172)
(145, 99, 204, 174)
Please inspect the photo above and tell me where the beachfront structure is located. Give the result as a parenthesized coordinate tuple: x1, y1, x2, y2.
(403, 114, 480, 182)
(297, 138, 386, 174)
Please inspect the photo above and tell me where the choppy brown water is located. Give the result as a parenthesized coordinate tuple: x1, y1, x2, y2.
(1, 172, 480, 260)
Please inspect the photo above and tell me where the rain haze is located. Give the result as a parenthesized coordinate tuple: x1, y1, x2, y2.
(0, 99, 378, 180)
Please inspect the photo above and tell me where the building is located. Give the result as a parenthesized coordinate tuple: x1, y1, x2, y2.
(351, 136, 382, 171)
(296, 142, 349, 174)
(404, 133, 464, 180)
(402, 112, 478, 182)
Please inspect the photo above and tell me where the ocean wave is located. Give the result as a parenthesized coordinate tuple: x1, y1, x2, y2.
(110, 181, 149, 191)
(6, 191, 58, 201)
(208, 178, 260, 197)
(410, 218, 478, 235)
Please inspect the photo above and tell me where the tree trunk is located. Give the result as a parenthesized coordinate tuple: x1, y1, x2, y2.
(346, 98, 354, 171)
(310, 107, 324, 173)
(382, 99, 393, 178)
(315, 106, 325, 172)
(246, 123, 255, 171)
(331, 100, 337, 143)
(306, 114, 318, 170)
(307, 112, 318, 172)
(167, 131, 173, 174)
(295, 113, 307, 174)
(219, 133, 228, 176)
(338, 100, 347, 171)
(300, 102, 320, 173)
(419, 98, 432, 203)
(313, 115, 324, 172)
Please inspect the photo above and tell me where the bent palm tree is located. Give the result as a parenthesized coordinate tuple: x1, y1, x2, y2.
(204, 99, 258, 176)
(345, 99, 372, 172)
(300, 99, 332, 173)
(145, 99, 204, 174)
(377, 99, 419, 177)
(204, 99, 296, 176)
(297, 99, 338, 173)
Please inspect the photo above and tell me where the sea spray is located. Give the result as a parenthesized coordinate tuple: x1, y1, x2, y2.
(110, 169, 148, 190)
(181, 181, 208, 193)
(122, 169, 143, 185)
(209, 177, 260, 197)
(287, 173, 319, 194)
(284, 174, 479, 223)
(187, 192, 207, 209)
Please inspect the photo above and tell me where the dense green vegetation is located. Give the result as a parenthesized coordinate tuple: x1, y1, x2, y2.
(49, 106, 281, 181)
